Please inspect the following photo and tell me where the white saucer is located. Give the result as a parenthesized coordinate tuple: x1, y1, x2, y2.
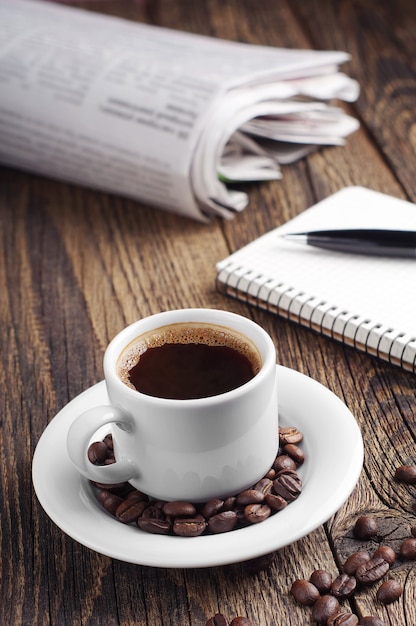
(32, 366, 363, 569)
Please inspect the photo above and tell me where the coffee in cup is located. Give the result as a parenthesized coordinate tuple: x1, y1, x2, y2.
(117, 322, 262, 400)
(67, 309, 278, 502)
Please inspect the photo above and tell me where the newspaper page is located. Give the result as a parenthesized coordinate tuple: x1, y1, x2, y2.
(0, 0, 359, 221)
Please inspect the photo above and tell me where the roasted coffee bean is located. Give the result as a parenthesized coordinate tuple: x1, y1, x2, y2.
(330, 573, 357, 598)
(273, 472, 302, 501)
(373, 545, 396, 565)
(309, 569, 332, 593)
(327, 612, 359, 626)
(98, 490, 124, 515)
(236, 489, 265, 505)
(376, 579, 403, 604)
(272, 455, 297, 472)
(244, 503, 271, 524)
(399, 537, 416, 560)
(290, 579, 320, 606)
(358, 617, 386, 626)
(201, 499, 224, 519)
(355, 557, 389, 584)
(253, 478, 273, 496)
(353, 515, 378, 540)
(173, 517, 207, 537)
(311, 595, 340, 624)
(343, 551, 371, 575)
(88, 441, 109, 464)
(137, 517, 171, 534)
(264, 468, 276, 480)
(141, 505, 165, 520)
(125, 489, 148, 502)
(265, 493, 287, 511)
(283, 443, 305, 464)
(92, 480, 128, 493)
(162, 501, 196, 517)
(207, 511, 238, 534)
(230, 618, 253, 626)
(222, 496, 237, 511)
(102, 433, 113, 450)
(279, 426, 303, 445)
(151, 499, 167, 509)
(116, 498, 148, 523)
(394, 464, 416, 484)
(206, 614, 229, 626)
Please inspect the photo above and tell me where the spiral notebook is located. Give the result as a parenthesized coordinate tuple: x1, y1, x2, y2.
(216, 187, 416, 372)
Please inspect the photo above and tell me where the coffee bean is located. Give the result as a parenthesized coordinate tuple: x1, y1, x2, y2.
(358, 617, 386, 626)
(222, 496, 237, 511)
(327, 612, 359, 626)
(206, 614, 229, 626)
(236, 489, 265, 505)
(399, 537, 416, 560)
(98, 490, 124, 515)
(230, 618, 254, 626)
(92, 480, 128, 493)
(272, 455, 297, 473)
(162, 501, 196, 517)
(343, 550, 371, 575)
(373, 545, 396, 565)
(201, 499, 224, 519)
(125, 489, 148, 502)
(290, 579, 320, 606)
(309, 569, 332, 593)
(244, 503, 271, 524)
(394, 465, 416, 484)
(376, 579, 403, 604)
(253, 478, 273, 497)
(279, 426, 303, 445)
(273, 472, 302, 501)
(137, 517, 171, 534)
(353, 515, 379, 540)
(88, 441, 109, 464)
(265, 493, 287, 511)
(102, 433, 113, 450)
(173, 517, 207, 537)
(116, 498, 148, 524)
(355, 557, 389, 584)
(283, 443, 305, 464)
(330, 573, 357, 598)
(207, 511, 238, 534)
(141, 504, 165, 520)
(311, 595, 340, 624)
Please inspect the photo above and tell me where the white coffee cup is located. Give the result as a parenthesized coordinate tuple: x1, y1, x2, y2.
(66, 308, 278, 502)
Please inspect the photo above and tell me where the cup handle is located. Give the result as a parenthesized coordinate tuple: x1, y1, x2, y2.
(66, 405, 138, 484)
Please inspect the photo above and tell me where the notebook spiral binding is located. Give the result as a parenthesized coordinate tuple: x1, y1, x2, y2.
(216, 262, 416, 373)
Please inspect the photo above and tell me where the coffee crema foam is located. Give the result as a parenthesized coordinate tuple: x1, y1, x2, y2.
(117, 322, 262, 392)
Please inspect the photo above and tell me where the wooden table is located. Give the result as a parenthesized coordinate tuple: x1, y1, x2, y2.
(1, 1, 415, 624)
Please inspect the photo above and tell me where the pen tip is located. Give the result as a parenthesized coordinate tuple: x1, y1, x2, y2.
(280, 233, 306, 242)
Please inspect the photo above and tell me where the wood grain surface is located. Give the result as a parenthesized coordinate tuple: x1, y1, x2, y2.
(1, 1, 415, 625)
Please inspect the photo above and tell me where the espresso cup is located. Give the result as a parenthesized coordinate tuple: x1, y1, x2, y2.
(67, 308, 278, 502)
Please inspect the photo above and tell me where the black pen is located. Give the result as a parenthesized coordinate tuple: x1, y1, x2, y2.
(280, 228, 416, 258)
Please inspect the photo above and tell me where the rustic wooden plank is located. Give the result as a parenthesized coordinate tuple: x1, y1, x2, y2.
(289, 0, 416, 201)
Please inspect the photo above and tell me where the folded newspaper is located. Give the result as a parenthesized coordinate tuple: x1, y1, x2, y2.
(0, 0, 360, 222)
